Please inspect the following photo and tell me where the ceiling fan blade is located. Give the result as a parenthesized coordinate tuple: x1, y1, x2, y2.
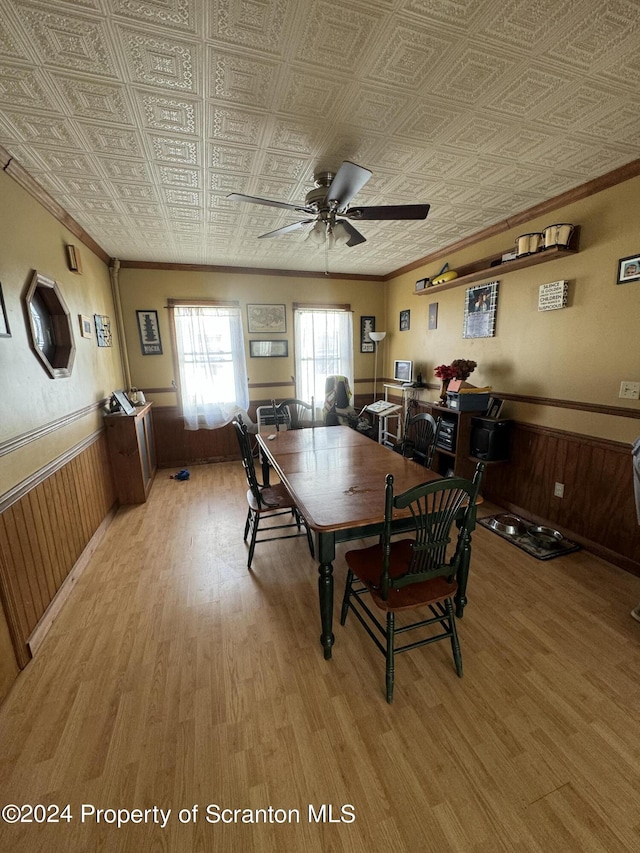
(227, 192, 311, 213)
(339, 220, 367, 247)
(326, 161, 372, 210)
(346, 204, 430, 221)
(257, 220, 314, 239)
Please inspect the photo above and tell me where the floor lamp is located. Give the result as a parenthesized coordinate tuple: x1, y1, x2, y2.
(369, 331, 386, 401)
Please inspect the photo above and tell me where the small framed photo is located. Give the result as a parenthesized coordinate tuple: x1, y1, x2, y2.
(486, 396, 504, 419)
(428, 302, 438, 331)
(0, 283, 10, 337)
(136, 309, 163, 355)
(415, 278, 428, 292)
(399, 309, 410, 331)
(360, 315, 375, 352)
(79, 314, 92, 339)
(247, 303, 286, 334)
(617, 254, 640, 285)
(249, 339, 288, 358)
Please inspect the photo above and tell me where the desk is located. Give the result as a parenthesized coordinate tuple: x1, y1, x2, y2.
(256, 426, 481, 659)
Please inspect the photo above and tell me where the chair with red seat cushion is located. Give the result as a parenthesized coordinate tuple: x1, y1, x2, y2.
(340, 462, 484, 703)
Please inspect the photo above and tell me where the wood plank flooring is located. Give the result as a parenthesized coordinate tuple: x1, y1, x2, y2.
(0, 461, 639, 852)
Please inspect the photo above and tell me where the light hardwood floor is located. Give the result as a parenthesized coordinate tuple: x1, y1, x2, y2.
(0, 461, 639, 852)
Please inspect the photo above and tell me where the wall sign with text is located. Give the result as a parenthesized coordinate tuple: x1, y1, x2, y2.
(137, 309, 163, 355)
(538, 280, 569, 311)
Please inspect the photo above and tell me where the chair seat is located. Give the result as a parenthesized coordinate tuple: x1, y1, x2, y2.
(345, 539, 457, 612)
(247, 483, 296, 513)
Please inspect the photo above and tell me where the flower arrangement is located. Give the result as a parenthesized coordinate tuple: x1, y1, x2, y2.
(434, 359, 477, 381)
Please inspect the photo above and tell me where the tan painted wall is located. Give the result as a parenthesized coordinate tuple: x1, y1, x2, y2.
(0, 170, 124, 489)
(385, 175, 640, 444)
(117, 267, 386, 406)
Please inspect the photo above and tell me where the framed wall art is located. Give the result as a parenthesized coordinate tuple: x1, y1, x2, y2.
(136, 309, 163, 355)
(79, 314, 92, 338)
(617, 254, 640, 285)
(360, 315, 375, 352)
(247, 303, 286, 334)
(463, 281, 499, 339)
(428, 302, 438, 331)
(94, 314, 112, 347)
(249, 339, 288, 358)
(0, 283, 10, 337)
(399, 309, 410, 331)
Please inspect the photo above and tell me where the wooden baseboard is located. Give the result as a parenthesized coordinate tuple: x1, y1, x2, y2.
(27, 503, 118, 657)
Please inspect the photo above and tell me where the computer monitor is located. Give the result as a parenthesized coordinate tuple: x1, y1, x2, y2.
(393, 360, 413, 384)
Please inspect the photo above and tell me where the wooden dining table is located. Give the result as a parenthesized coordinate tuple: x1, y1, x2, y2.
(256, 425, 481, 660)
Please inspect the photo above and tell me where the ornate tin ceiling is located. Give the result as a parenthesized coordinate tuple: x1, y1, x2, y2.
(0, 0, 638, 275)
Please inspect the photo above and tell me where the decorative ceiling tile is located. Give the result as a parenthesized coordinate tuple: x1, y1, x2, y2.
(150, 134, 199, 163)
(0, 65, 60, 110)
(0, 14, 33, 60)
(209, 0, 293, 55)
(52, 74, 133, 122)
(121, 200, 162, 216)
(111, 182, 158, 200)
(401, 0, 486, 30)
(476, 0, 575, 51)
(97, 156, 153, 182)
(336, 86, 409, 133)
(209, 171, 248, 193)
(366, 24, 452, 90)
(292, 1, 381, 73)
(260, 152, 307, 181)
(207, 46, 278, 107)
(55, 176, 111, 196)
(2, 110, 81, 147)
(15, 3, 116, 75)
(208, 143, 256, 173)
(80, 123, 144, 156)
(483, 65, 575, 118)
(395, 101, 460, 142)
(429, 48, 516, 106)
(158, 165, 200, 186)
(136, 91, 198, 134)
(277, 70, 348, 119)
(166, 188, 200, 205)
(111, 0, 197, 33)
(208, 105, 265, 145)
(265, 119, 326, 155)
(168, 205, 200, 220)
(117, 26, 198, 91)
(28, 148, 100, 175)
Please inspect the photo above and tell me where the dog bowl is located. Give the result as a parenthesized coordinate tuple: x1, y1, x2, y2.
(527, 525, 563, 548)
(487, 514, 526, 536)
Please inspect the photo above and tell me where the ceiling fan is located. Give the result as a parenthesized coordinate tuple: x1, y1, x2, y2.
(227, 161, 430, 248)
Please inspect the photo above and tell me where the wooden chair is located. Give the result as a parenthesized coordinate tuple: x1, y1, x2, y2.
(233, 416, 314, 568)
(397, 410, 441, 468)
(270, 397, 314, 431)
(340, 462, 485, 703)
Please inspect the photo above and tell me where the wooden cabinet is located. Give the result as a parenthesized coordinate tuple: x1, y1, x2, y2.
(104, 402, 156, 504)
(428, 404, 479, 480)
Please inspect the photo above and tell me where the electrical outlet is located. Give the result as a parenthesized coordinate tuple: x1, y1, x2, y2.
(619, 381, 640, 400)
(554, 482, 564, 498)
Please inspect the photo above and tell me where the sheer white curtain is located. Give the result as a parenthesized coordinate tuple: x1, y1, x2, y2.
(173, 304, 249, 430)
(294, 308, 353, 408)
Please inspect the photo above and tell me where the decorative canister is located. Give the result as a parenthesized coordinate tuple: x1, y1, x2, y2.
(542, 223, 574, 249)
(515, 232, 544, 257)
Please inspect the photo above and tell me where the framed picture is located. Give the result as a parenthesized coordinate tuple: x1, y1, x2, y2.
(247, 303, 286, 334)
(250, 339, 288, 358)
(79, 314, 92, 338)
(112, 389, 135, 415)
(0, 283, 10, 337)
(136, 309, 163, 355)
(428, 302, 438, 331)
(360, 315, 375, 352)
(94, 314, 112, 347)
(486, 396, 504, 419)
(617, 254, 640, 284)
(463, 281, 499, 339)
(399, 309, 410, 331)
(66, 244, 82, 273)
(415, 278, 428, 292)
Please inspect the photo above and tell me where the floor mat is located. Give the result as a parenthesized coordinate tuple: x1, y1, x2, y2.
(478, 514, 581, 560)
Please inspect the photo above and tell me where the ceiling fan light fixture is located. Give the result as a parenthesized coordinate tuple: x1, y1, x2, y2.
(306, 221, 326, 245)
(332, 221, 351, 247)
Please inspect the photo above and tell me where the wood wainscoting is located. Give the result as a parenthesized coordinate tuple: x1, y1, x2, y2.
(0, 432, 117, 670)
(480, 422, 639, 576)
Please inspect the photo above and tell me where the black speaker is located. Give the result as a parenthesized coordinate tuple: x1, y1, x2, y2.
(470, 417, 511, 461)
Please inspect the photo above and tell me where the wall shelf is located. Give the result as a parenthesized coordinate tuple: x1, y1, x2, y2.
(415, 228, 580, 295)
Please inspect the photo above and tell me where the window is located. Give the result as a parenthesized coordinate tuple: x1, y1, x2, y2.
(170, 301, 249, 430)
(293, 306, 353, 406)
